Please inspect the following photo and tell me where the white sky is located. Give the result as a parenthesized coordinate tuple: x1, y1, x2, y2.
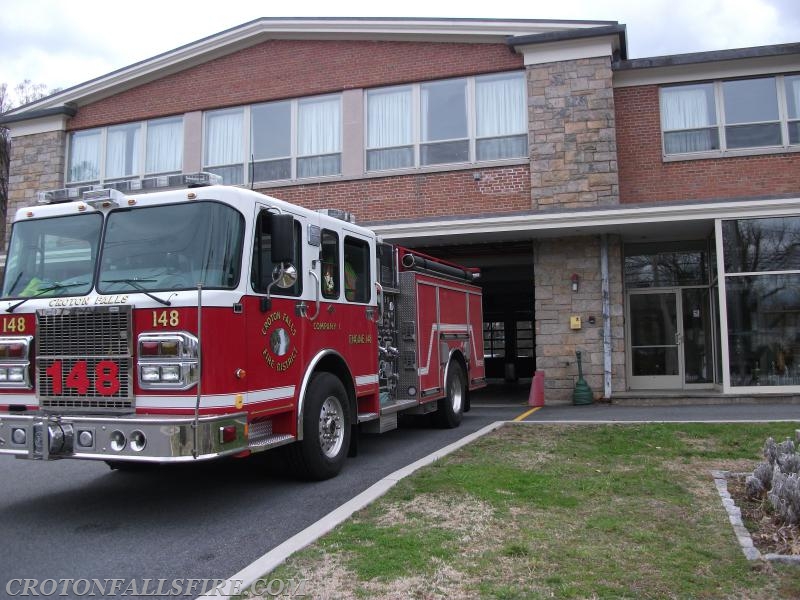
(1, 0, 798, 103)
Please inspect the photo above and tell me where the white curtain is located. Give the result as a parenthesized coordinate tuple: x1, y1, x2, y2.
(298, 97, 341, 177)
(106, 125, 140, 179)
(367, 88, 412, 170)
(146, 117, 183, 174)
(368, 88, 411, 149)
(476, 75, 525, 138)
(298, 97, 341, 156)
(205, 109, 243, 167)
(790, 77, 800, 119)
(661, 86, 715, 153)
(68, 130, 100, 182)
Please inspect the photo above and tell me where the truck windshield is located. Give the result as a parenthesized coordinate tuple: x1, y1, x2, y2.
(2, 213, 101, 298)
(98, 201, 245, 293)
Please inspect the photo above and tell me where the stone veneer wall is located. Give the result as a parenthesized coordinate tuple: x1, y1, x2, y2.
(5, 131, 66, 249)
(534, 235, 625, 403)
(527, 56, 619, 209)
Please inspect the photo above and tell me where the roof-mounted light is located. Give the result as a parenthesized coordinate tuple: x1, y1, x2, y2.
(83, 188, 125, 209)
(318, 208, 356, 224)
(184, 172, 222, 187)
(37, 188, 82, 204)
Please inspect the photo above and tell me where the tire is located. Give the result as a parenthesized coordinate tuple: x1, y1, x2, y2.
(433, 360, 466, 428)
(286, 373, 351, 480)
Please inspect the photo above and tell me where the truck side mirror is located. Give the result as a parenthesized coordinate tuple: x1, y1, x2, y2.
(270, 214, 295, 265)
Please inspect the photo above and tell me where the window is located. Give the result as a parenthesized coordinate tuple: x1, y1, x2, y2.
(366, 72, 527, 172)
(516, 320, 534, 358)
(320, 230, 339, 300)
(483, 321, 505, 358)
(366, 87, 413, 170)
(660, 74, 799, 157)
(344, 236, 370, 303)
(67, 117, 184, 185)
(251, 211, 302, 296)
(251, 101, 291, 182)
(203, 94, 342, 184)
(204, 108, 244, 185)
(787, 75, 800, 145)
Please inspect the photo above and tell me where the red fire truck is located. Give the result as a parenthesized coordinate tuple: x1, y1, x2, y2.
(0, 174, 485, 479)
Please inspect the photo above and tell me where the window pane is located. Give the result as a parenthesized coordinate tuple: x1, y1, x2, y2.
(106, 123, 141, 179)
(477, 135, 527, 161)
(297, 155, 341, 178)
(787, 75, 800, 119)
(298, 96, 341, 157)
(252, 159, 291, 182)
(321, 230, 339, 300)
(367, 88, 412, 149)
(790, 122, 800, 146)
(205, 165, 243, 186)
(421, 140, 468, 166)
(725, 123, 781, 149)
(660, 84, 716, 130)
(68, 130, 101, 182)
(723, 78, 778, 124)
(251, 213, 302, 296)
(624, 246, 709, 288)
(476, 73, 525, 138)
(421, 79, 467, 143)
(146, 117, 182, 175)
(367, 147, 413, 171)
(252, 101, 291, 161)
(204, 108, 243, 167)
(663, 129, 719, 154)
(726, 274, 800, 386)
(722, 217, 800, 273)
(344, 237, 370, 303)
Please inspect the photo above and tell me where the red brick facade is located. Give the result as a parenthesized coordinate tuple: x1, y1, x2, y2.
(68, 40, 523, 130)
(262, 165, 531, 223)
(615, 85, 800, 204)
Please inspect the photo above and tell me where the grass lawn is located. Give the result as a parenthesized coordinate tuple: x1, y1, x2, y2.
(250, 423, 800, 599)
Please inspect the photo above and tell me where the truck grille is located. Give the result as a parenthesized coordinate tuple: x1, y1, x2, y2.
(36, 305, 134, 412)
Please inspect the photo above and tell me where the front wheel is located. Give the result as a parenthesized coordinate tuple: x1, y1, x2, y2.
(286, 373, 351, 480)
(433, 360, 466, 428)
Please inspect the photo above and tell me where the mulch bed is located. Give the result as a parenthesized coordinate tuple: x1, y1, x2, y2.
(727, 474, 800, 556)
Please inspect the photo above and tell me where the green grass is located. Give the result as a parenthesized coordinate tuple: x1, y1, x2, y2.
(252, 423, 800, 599)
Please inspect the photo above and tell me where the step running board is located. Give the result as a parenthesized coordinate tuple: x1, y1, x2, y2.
(249, 433, 295, 451)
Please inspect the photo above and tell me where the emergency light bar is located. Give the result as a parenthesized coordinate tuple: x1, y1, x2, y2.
(35, 172, 224, 205)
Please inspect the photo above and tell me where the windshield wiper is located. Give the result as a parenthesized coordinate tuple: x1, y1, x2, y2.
(102, 278, 171, 306)
(6, 281, 89, 313)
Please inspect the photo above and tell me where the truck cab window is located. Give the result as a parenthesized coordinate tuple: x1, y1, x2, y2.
(321, 229, 339, 300)
(251, 211, 302, 296)
(344, 236, 370, 303)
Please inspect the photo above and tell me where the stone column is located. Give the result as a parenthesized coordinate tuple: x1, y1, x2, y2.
(527, 56, 619, 210)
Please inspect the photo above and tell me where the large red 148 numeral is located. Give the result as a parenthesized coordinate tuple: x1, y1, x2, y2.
(45, 360, 120, 396)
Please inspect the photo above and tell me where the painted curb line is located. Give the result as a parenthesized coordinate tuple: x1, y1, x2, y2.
(197, 420, 506, 599)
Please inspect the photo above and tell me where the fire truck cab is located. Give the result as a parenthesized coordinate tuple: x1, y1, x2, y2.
(0, 174, 485, 479)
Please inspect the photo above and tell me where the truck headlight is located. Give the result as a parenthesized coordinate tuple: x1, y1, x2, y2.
(137, 332, 199, 390)
(0, 336, 32, 389)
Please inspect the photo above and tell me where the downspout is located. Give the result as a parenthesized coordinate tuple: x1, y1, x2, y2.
(600, 235, 612, 400)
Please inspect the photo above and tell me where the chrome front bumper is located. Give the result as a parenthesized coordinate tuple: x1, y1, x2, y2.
(0, 412, 248, 462)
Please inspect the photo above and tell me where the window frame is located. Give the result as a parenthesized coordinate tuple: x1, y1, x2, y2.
(203, 93, 343, 186)
(66, 116, 184, 186)
(660, 73, 800, 161)
(364, 71, 528, 173)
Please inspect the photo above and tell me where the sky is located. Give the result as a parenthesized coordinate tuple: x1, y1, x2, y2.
(1, 0, 798, 103)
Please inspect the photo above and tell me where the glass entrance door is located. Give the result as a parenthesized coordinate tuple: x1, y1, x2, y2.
(628, 291, 682, 388)
(627, 288, 714, 389)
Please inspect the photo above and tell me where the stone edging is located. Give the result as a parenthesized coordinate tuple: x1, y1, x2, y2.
(711, 470, 800, 565)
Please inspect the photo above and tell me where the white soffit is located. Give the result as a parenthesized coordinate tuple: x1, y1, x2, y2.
(370, 197, 800, 244)
(516, 36, 619, 65)
(614, 54, 800, 87)
(7, 114, 71, 137)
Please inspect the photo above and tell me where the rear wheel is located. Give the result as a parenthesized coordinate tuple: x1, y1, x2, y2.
(433, 360, 465, 428)
(286, 373, 351, 480)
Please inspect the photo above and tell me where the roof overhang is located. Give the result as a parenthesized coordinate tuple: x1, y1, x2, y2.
(508, 24, 627, 65)
(368, 197, 800, 246)
(2, 17, 615, 122)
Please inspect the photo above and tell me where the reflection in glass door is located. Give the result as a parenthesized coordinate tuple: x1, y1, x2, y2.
(627, 288, 714, 389)
(628, 291, 682, 388)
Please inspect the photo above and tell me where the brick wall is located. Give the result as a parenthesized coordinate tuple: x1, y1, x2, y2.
(260, 165, 532, 223)
(534, 235, 625, 403)
(528, 56, 619, 209)
(616, 85, 800, 203)
(69, 40, 523, 130)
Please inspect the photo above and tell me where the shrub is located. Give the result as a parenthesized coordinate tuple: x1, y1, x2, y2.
(746, 436, 800, 526)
